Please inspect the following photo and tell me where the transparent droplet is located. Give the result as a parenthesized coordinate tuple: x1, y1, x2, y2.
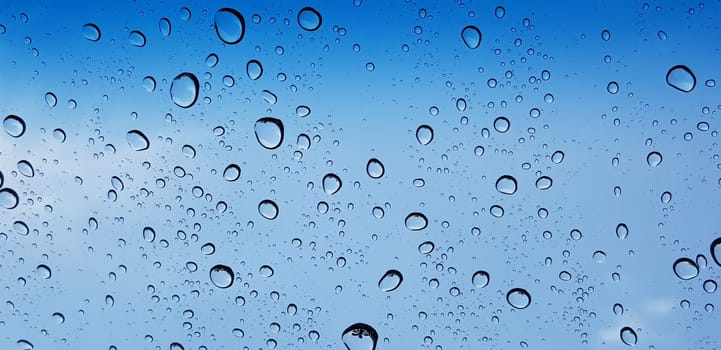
(456, 98, 467, 111)
(82, 23, 101, 41)
(703, 279, 717, 293)
(254, 117, 284, 149)
(673, 258, 699, 280)
(232, 328, 244, 338)
(494, 6, 506, 18)
(366, 158, 385, 179)
(52, 312, 65, 324)
(471, 271, 490, 288)
(142, 76, 156, 92)
(128, 30, 146, 47)
(297, 7, 322, 31)
(495, 175, 517, 195)
(223, 164, 241, 182)
(660, 191, 672, 203)
(142, 227, 156, 242)
(17, 160, 34, 177)
(205, 53, 219, 67)
(559, 271, 572, 281)
(593, 250, 607, 263)
(506, 288, 531, 309)
(416, 125, 434, 145)
(180, 6, 192, 20)
(258, 200, 279, 220)
(126, 130, 150, 151)
(3, 115, 26, 138)
(711, 237, 721, 267)
(36, 264, 51, 279)
(616, 223, 628, 239)
(461, 25, 482, 49)
(418, 241, 435, 254)
(601, 29, 611, 41)
(551, 150, 564, 163)
(259, 265, 274, 278)
(322, 173, 342, 195)
(13, 221, 29, 235)
(53, 128, 66, 142)
(607, 81, 619, 94)
(209, 264, 234, 288)
(535, 176, 553, 190)
(405, 212, 428, 231)
(214, 8, 245, 44)
(666, 65, 696, 92)
(170, 73, 200, 108)
(16, 339, 34, 350)
(201, 243, 215, 255)
(490, 205, 504, 218)
(159, 17, 172, 37)
(45, 92, 57, 107)
(342, 323, 378, 350)
(493, 116, 510, 133)
(657, 30, 667, 40)
(613, 303, 624, 315)
(646, 151, 662, 167)
(378, 269, 403, 292)
(246, 59, 263, 80)
(296, 105, 311, 118)
(620, 327, 637, 346)
(181, 144, 196, 158)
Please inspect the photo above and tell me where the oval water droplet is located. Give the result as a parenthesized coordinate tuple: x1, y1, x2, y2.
(607, 81, 619, 94)
(209, 264, 234, 288)
(181, 144, 196, 158)
(3, 115, 26, 138)
(673, 257, 699, 280)
(296, 105, 311, 118)
(126, 130, 150, 151)
(246, 59, 263, 80)
(660, 191, 672, 203)
(159, 17, 172, 37)
(366, 158, 385, 179)
(142, 227, 155, 242)
(703, 279, 717, 293)
(616, 223, 628, 239)
(16, 160, 33, 177)
(0, 188, 19, 209)
(36, 264, 51, 279)
(223, 164, 241, 182)
(378, 269, 403, 292)
(170, 72, 199, 108)
(456, 98, 467, 111)
(620, 327, 637, 346)
(551, 150, 564, 163)
(472, 270, 490, 288)
(666, 65, 696, 92)
(711, 237, 721, 267)
(322, 173, 342, 195)
(342, 323, 378, 350)
(13, 221, 29, 235)
(258, 200, 279, 220)
(52, 312, 65, 324)
(535, 176, 553, 190)
(461, 25, 482, 49)
(214, 8, 245, 44)
(128, 30, 146, 47)
(506, 288, 531, 309)
(254, 117, 284, 149)
(495, 175, 517, 195)
(298, 7, 322, 31)
(405, 212, 428, 231)
(418, 241, 435, 254)
(416, 125, 434, 145)
(259, 265, 274, 278)
(646, 151, 662, 167)
(45, 92, 57, 107)
(82, 23, 101, 41)
(201, 243, 215, 255)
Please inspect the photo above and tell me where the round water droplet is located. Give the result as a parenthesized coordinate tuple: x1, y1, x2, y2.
(254, 117, 284, 149)
(490, 205, 504, 218)
(461, 25, 482, 49)
(378, 269, 403, 292)
(620, 327, 637, 346)
(322, 173, 342, 195)
(551, 150, 564, 163)
(4, 115, 26, 138)
(45, 92, 57, 107)
(297, 7, 322, 31)
(666, 65, 696, 92)
(703, 279, 717, 293)
(607, 81, 619, 94)
(223, 164, 241, 182)
(506, 288, 531, 309)
(646, 151, 662, 167)
(170, 73, 199, 108)
(214, 8, 245, 44)
(258, 200, 279, 220)
(36, 264, 51, 279)
(342, 323, 378, 350)
(405, 212, 428, 231)
(601, 29, 611, 41)
(660, 191, 672, 203)
(493, 116, 510, 133)
(17, 160, 34, 177)
(142, 227, 155, 242)
(205, 53, 219, 67)
(246, 59, 263, 80)
(259, 265, 274, 277)
(52, 312, 65, 324)
(494, 6, 506, 18)
(366, 158, 385, 179)
(416, 125, 433, 145)
(159, 17, 172, 36)
(0, 188, 20, 209)
(495, 175, 517, 195)
(472, 270, 490, 288)
(128, 30, 146, 47)
(711, 237, 721, 267)
(126, 130, 150, 151)
(53, 128, 66, 142)
(456, 98, 467, 111)
(82, 23, 101, 41)
(673, 257, 699, 280)
(295, 105, 311, 118)
(613, 303, 624, 315)
(209, 264, 234, 288)
(616, 223, 628, 239)
(535, 176, 553, 190)
(418, 241, 434, 254)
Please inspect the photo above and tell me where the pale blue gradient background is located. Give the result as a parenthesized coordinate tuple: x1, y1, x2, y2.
(1, 0, 720, 349)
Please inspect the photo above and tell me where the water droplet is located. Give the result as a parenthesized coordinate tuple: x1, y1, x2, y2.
(535, 176, 553, 190)
(405, 212, 428, 231)
(45, 92, 57, 107)
(53, 128, 66, 142)
(495, 175, 517, 195)
(232, 328, 244, 338)
(254, 117, 284, 149)
(461, 25, 481, 49)
(223, 164, 241, 181)
(82, 23, 101, 41)
(613, 303, 624, 315)
(378, 269, 403, 292)
(181, 145, 196, 158)
(494, 6, 506, 18)
(13, 221, 29, 235)
(143, 76, 156, 92)
(214, 8, 245, 44)
(259, 265, 274, 277)
(616, 223, 628, 239)
(126, 130, 150, 151)
(673, 257, 699, 280)
(170, 342, 185, 350)
(506, 288, 531, 309)
(342, 323, 378, 350)
(666, 65, 696, 92)
(142, 227, 155, 242)
(660, 191, 672, 203)
(607, 81, 619, 94)
(298, 7, 322, 31)
(551, 150, 564, 163)
(246, 59, 263, 80)
(17, 160, 34, 177)
(201, 243, 215, 255)
(646, 151, 662, 167)
(711, 237, 721, 267)
(3, 115, 26, 138)
(0, 188, 20, 209)
(205, 53, 219, 67)
(657, 30, 667, 40)
(418, 241, 435, 254)
(258, 200, 279, 220)
(620, 327, 637, 346)
(128, 30, 146, 47)
(36, 264, 51, 279)
(170, 73, 199, 108)
(703, 279, 717, 293)
(296, 105, 311, 118)
(456, 98, 467, 111)
(209, 264, 234, 288)
(16, 339, 34, 350)
(52, 312, 65, 324)
(493, 116, 510, 133)
(472, 271, 490, 288)
(416, 125, 434, 145)
(366, 158, 385, 179)
(601, 29, 611, 41)
(593, 250, 607, 263)
(322, 173, 342, 195)
(159, 17, 172, 36)
(490, 205, 504, 218)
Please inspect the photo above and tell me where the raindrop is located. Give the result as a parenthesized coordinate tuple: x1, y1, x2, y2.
(661, 191, 672, 203)
(493, 116, 510, 133)
(495, 175, 517, 195)
(535, 176, 553, 190)
(378, 269, 403, 292)
(342, 323, 378, 350)
(214, 8, 245, 44)
(223, 164, 241, 182)
(82, 23, 101, 41)
(416, 125, 434, 145)
(506, 288, 531, 309)
(170, 73, 199, 108)
(657, 30, 667, 40)
(616, 223, 628, 239)
(703, 279, 717, 293)
(601, 29, 611, 41)
(405, 212, 428, 231)
(297, 7, 322, 31)
(182, 145, 196, 158)
(711, 237, 721, 267)
(551, 150, 564, 163)
(613, 303, 624, 315)
(17, 160, 34, 177)
(259, 265, 274, 277)
(494, 6, 506, 18)
(471, 271, 490, 288)
(16, 340, 33, 350)
(490, 205, 504, 218)
(53, 128, 66, 142)
(607, 81, 619, 94)
(254, 117, 284, 149)
(128, 30, 146, 47)
(456, 98, 467, 111)
(322, 173, 342, 195)
(126, 130, 150, 151)
(246, 59, 263, 80)
(673, 258, 699, 280)
(201, 243, 215, 255)
(45, 92, 57, 107)
(52, 312, 65, 324)
(3, 115, 26, 137)
(461, 25, 482, 49)
(13, 221, 29, 235)
(142, 76, 156, 92)
(646, 151, 662, 167)
(619, 327, 637, 346)
(258, 200, 279, 220)
(593, 250, 607, 263)
(366, 158, 385, 179)
(159, 17, 172, 36)
(418, 241, 435, 254)
(142, 227, 155, 242)
(296, 105, 311, 118)
(36, 264, 51, 279)
(205, 53, 219, 67)
(209, 264, 234, 288)
(666, 65, 696, 92)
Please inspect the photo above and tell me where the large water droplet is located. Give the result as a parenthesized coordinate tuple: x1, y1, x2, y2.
(666, 65, 696, 92)
(142, 227, 155, 242)
(209, 264, 234, 288)
(416, 125, 434, 145)
(506, 288, 531, 309)
(366, 158, 385, 179)
(616, 223, 628, 239)
(3, 115, 26, 138)
(461, 25, 481, 49)
(472, 270, 490, 288)
(13, 221, 29, 235)
(495, 175, 517, 195)
(418, 241, 435, 254)
(551, 150, 564, 163)
(82, 23, 101, 41)
(126, 130, 150, 151)
(143, 76, 156, 92)
(298, 7, 322, 31)
(535, 176, 553, 190)
(246, 59, 263, 80)
(646, 151, 663, 167)
(254, 117, 284, 149)
(342, 323, 378, 350)
(259, 265, 274, 277)
(214, 8, 245, 44)
(673, 258, 699, 280)
(0, 188, 20, 209)
(45, 92, 57, 107)
(170, 73, 199, 108)
(258, 200, 279, 220)
(223, 164, 241, 182)
(378, 269, 403, 292)
(159, 17, 172, 37)
(322, 173, 342, 195)
(493, 116, 510, 133)
(17, 160, 34, 177)
(620, 327, 637, 346)
(405, 212, 428, 231)
(36, 264, 51, 279)
(128, 30, 146, 47)
(711, 237, 721, 267)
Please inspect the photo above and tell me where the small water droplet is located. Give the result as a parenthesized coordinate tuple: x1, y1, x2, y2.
(52, 312, 65, 324)
(82, 23, 101, 41)
(495, 175, 517, 195)
(159, 17, 172, 37)
(494, 6, 506, 18)
(405, 212, 428, 231)
(657, 30, 667, 40)
(646, 151, 662, 167)
(342, 323, 378, 350)
(247, 59, 263, 80)
(378, 269, 403, 292)
(322, 173, 342, 195)
(456, 98, 467, 111)
(45, 92, 57, 107)
(259, 265, 274, 277)
(258, 200, 279, 220)
(126, 130, 150, 151)
(201, 243, 215, 255)
(490, 205, 504, 218)
(17, 160, 34, 177)
(506, 288, 531, 309)
(607, 81, 619, 94)
(493, 116, 510, 133)
(703, 279, 717, 293)
(416, 125, 434, 145)
(666, 65, 696, 92)
(3, 115, 26, 138)
(472, 271, 490, 288)
(551, 150, 564, 163)
(128, 30, 146, 47)
(418, 241, 434, 254)
(613, 303, 624, 315)
(223, 164, 241, 181)
(143, 76, 157, 92)
(673, 257, 699, 280)
(601, 29, 611, 41)
(36, 264, 51, 279)
(366, 158, 385, 179)
(142, 227, 155, 242)
(620, 327, 637, 346)
(461, 25, 482, 49)
(535, 176, 553, 190)
(616, 223, 628, 239)
(170, 73, 199, 108)
(214, 8, 245, 44)
(296, 105, 311, 117)
(593, 250, 607, 263)
(181, 145, 196, 158)
(298, 7, 322, 31)
(53, 128, 66, 142)
(13, 221, 29, 235)
(209, 264, 234, 288)
(254, 117, 284, 149)
(660, 191, 672, 203)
